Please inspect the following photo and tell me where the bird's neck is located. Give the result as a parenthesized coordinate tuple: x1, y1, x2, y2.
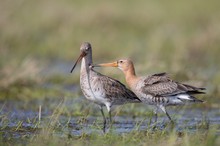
(123, 66, 139, 89)
(81, 55, 93, 74)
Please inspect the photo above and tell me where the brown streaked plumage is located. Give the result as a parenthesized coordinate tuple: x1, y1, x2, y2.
(70, 43, 140, 132)
(94, 59, 205, 122)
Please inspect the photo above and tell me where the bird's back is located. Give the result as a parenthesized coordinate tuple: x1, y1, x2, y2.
(135, 73, 205, 105)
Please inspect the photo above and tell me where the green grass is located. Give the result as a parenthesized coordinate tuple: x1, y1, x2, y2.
(1, 100, 219, 146)
(29, 130, 220, 146)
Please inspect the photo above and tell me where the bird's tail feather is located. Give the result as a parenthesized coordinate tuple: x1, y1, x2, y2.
(177, 94, 204, 103)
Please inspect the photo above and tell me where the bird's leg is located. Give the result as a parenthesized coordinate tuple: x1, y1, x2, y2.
(150, 106, 158, 130)
(106, 104, 113, 130)
(153, 107, 158, 123)
(108, 110, 113, 129)
(165, 111, 172, 122)
(165, 112, 175, 130)
(100, 106, 106, 133)
(159, 105, 173, 123)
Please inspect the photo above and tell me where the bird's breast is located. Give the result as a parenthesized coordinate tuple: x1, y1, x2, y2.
(80, 74, 94, 100)
(80, 71, 109, 105)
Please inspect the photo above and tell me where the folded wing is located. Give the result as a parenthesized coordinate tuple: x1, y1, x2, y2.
(141, 72, 205, 97)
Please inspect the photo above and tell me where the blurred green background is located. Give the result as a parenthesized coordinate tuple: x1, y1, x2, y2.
(1, 1, 220, 145)
(0, 0, 220, 102)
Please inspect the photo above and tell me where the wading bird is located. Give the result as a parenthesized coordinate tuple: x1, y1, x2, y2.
(94, 59, 205, 122)
(70, 43, 141, 132)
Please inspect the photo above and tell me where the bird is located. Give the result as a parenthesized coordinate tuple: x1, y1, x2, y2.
(93, 59, 205, 122)
(70, 43, 141, 132)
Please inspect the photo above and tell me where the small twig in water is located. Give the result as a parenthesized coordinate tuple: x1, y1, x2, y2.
(39, 105, 42, 123)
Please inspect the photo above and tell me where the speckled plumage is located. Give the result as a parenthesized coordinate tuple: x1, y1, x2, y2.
(95, 59, 205, 122)
(71, 43, 140, 132)
(136, 72, 204, 105)
(80, 67, 140, 110)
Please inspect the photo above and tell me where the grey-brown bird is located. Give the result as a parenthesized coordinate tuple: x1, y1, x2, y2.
(70, 43, 141, 132)
(94, 59, 205, 122)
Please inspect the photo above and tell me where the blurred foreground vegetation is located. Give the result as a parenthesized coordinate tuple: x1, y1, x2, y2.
(1, 97, 220, 146)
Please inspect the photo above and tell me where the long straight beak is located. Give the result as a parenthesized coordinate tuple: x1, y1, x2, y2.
(70, 52, 86, 73)
(93, 61, 118, 67)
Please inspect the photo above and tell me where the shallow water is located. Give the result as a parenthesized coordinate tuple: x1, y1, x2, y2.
(0, 98, 220, 142)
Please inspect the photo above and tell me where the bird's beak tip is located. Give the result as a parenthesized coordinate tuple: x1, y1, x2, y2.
(70, 52, 86, 73)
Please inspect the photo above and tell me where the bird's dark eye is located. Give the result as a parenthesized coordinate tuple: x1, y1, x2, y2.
(119, 60, 123, 63)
